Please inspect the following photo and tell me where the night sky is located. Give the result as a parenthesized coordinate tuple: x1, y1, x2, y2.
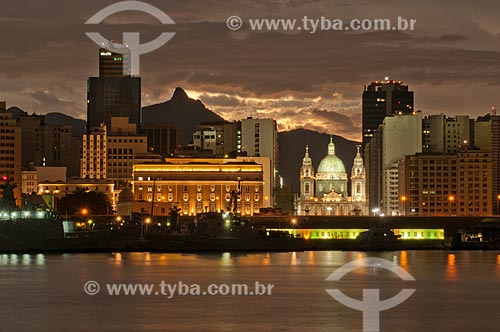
(2, 0, 500, 141)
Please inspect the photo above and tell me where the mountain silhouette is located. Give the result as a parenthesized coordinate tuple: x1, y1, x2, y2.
(7, 107, 86, 137)
(8, 98, 361, 195)
(279, 128, 359, 192)
(141, 87, 224, 145)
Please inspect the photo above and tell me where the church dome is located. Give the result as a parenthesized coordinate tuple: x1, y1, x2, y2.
(317, 136, 346, 175)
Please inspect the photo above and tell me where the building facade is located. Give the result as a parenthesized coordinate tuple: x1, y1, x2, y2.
(295, 140, 368, 216)
(17, 114, 80, 177)
(398, 152, 492, 216)
(240, 118, 279, 202)
(362, 79, 414, 149)
(81, 118, 148, 185)
(81, 124, 107, 179)
(0, 101, 22, 206)
(21, 166, 67, 195)
(38, 178, 115, 210)
(87, 45, 140, 133)
(140, 122, 178, 157)
(364, 111, 422, 215)
(131, 160, 264, 216)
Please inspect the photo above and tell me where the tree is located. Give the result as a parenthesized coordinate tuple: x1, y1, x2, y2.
(0, 178, 18, 211)
(169, 205, 181, 231)
(56, 188, 112, 216)
(273, 185, 296, 215)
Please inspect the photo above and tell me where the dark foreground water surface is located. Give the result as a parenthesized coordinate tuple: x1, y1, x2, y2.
(1, 251, 500, 332)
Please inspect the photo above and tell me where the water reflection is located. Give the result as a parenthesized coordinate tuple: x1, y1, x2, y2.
(113, 252, 123, 266)
(262, 253, 270, 266)
(446, 253, 457, 280)
(221, 252, 232, 266)
(0, 254, 45, 266)
(400, 251, 408, 269)
(36, 254, 45, 266)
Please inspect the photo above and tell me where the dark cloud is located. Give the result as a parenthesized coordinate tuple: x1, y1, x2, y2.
(2, 0, 500, 141)
(311, 109, 359, 135)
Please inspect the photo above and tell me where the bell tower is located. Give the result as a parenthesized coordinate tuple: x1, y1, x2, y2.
(300, 145, 315, 199)
(351, 145, 366, 202)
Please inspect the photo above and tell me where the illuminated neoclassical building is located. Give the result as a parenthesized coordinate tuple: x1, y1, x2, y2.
(131, 158, 265, 216)
(295, 137, 368, 216)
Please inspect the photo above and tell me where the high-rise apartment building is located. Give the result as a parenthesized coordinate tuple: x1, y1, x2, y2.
(491, 112, 500, 214)
(106, 118, 147, 186)
(81, 124, 107, 179)
(240, 118, 279, 201)
(81, 118, 148, 186)
(422, 115, 474, 154)
(365, 111, 422, 215)
(362, 79, 414, 149)
(17, 114, 80, 177)
(0, 101, 22, 206)
(399, 152, 492, 216)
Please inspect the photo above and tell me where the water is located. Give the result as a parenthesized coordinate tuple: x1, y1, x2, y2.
(1, 251, 500, 332)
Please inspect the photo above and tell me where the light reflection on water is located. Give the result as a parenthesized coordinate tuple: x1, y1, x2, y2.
(0, 251, 500, 332)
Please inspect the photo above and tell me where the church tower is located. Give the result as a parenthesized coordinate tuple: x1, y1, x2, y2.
(351, 145, 366, 202)
(300, 145, 315, 199)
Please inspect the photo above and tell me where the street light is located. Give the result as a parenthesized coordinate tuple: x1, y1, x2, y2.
(401, 196, 407, 216)
(81, 208, 88, 216)
(448, 195, 455, 216)
(140, 217, 152, 241)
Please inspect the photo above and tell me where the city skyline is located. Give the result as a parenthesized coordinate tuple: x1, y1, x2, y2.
(3, 0, 500, 141)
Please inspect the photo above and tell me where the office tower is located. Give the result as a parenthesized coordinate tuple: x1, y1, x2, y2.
(17, 114, 80, 177)
(399, 152, 492, 216)
(0, 101, 22, 206)
(99, 46, 131, 77)
(240, 118, 279, 203)
(362, 79, 414, 149)
(140, 123, 178, 157)
(492, 111, 500, 214)
(87, 44, 141, 132)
